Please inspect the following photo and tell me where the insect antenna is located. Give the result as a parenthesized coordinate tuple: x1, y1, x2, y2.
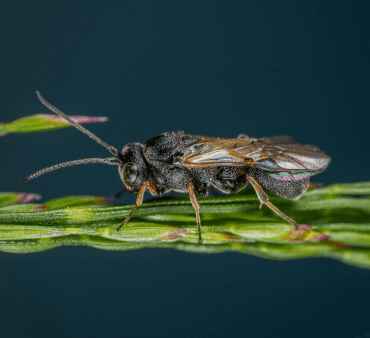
(20, 157, 121, 183)
(36, 91, 120, 158)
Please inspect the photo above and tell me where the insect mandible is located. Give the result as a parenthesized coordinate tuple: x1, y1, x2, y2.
(21, 92, 331, 243)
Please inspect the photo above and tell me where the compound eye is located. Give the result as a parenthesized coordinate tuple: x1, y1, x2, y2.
(125, 165, 138, 185)
(126, 166, 138, 183)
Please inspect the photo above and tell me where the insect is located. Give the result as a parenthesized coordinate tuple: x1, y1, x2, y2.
(22, 92, 331, 243)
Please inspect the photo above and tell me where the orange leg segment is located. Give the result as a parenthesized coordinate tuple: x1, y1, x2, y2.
(247, 175, 299, 230)
(188, 182, 203, 244)
(116, 182, 158, 231)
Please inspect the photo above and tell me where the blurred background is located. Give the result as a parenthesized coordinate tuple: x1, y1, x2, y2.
(1, 1, 369, 337)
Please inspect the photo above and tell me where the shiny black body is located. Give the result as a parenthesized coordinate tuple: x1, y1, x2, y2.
(119, 132, 211, 196)
(22, 92, 331, 243)
(120, 130, 312, 200)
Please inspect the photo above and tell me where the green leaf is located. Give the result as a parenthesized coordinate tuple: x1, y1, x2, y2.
(0, 182, 369, 270)
(0, 114, 107, 136)
(0, 192, 41, 208)
(44, 195, 110, 209)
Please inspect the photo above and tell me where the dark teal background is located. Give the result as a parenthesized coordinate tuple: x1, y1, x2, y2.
(1, 1, 369, 337)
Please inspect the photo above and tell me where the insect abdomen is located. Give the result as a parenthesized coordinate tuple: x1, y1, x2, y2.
(248, 168, 310, 200)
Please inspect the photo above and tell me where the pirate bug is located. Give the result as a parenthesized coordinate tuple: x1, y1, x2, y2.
(21, 92, 331, 243)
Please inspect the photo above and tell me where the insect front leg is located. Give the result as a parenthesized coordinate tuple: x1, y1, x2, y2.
(188, 182, 203, 244)
(247, 175, 299, 230)
(116, 182, 158, 231)
(105, 187, 127, 202)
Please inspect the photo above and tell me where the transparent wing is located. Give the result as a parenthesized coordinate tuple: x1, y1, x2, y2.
(181, 135, 331, 181)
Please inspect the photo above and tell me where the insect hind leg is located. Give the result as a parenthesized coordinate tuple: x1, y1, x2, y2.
(247, 175, 299, 230)
(188, 182, 202, 244)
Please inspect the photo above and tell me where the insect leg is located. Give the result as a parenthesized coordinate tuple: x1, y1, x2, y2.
(188, 182, 202, 244)
(209, 185, 220, 197)
(105, 187, 127, 202)
(247, 175, 299, 230)
(116, 182, 158, 231)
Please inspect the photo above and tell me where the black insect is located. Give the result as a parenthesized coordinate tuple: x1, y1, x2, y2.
(22, 92, 331, 243)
